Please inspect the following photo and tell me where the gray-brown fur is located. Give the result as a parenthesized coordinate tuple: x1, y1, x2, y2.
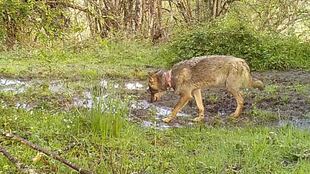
(148, 55, 264, 123)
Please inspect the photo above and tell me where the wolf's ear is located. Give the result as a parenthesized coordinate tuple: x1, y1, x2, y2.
(148, 72, 155, 83)
(148, 70, 160, 77)
(148, 71, 154, 77)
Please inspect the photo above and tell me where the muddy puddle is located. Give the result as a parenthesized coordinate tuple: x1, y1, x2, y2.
(130, 99, 191, 129)
(0, 77, 147, 108)
(0, 70, 309, 130)
(0, 77, 189, 129)
(0, 78, 29, 93)
(277, 118, 310, 130)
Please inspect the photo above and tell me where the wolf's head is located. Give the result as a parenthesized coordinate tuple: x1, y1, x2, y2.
(147, 70, 169, 102)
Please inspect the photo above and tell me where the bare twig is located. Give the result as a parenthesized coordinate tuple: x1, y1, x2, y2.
(0, 145, 38, 174)
(3, 132, 93, 174)
(46, 1, 91, 14)
(45, 1, 115, 21)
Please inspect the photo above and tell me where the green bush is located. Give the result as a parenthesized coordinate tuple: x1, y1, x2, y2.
(170, 24, 310, 71)
(259, 36, 310, 70)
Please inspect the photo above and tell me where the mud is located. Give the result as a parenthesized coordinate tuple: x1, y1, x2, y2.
(0, 70, 309, 129)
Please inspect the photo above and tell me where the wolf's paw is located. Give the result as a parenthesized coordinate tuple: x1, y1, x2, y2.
(162, 117, 174, 123)
(229, 113, 240, 119)
(193, 116, 204, 122)
(227, 116, 239, 123)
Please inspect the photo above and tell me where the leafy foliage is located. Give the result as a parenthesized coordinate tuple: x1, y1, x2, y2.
(0, 0, 73, 48)
(229, 0, 310, 36)
(170, 23, 310, 70)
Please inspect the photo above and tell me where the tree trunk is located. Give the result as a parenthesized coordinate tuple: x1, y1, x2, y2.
(135, 0, 143, 31)
(3, 11, 17, 50)
(196, 0, 200, 22)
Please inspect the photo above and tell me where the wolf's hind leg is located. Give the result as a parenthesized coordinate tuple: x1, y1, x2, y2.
(192, 89, 205, 122)
(225, 65, 245, 118)
(227, 88, 244, 118)
(162, 93, 191, 123)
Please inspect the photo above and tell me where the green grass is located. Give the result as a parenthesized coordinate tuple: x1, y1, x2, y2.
(1, 99, 310, 173)
(249, 107, 279, 123)
(264, 85, 280, 95)
(0, 40, 175, 80)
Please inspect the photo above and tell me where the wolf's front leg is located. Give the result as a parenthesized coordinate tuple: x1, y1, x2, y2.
(192, 89, 205, 122)
(162, 94, 191, 123)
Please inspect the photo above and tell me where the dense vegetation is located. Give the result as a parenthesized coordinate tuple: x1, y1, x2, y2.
(171, 22, 310, 70)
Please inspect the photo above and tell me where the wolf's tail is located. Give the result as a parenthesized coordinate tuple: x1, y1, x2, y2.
(251, 78, 264, 90)
(239, 60, 264, 90)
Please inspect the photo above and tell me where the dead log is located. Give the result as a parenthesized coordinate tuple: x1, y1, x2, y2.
(0, 145, 38, 174)
(3, 132, 93, 174)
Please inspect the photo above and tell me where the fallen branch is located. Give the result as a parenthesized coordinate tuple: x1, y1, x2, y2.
(0, 145, 38, 174)
(3, 132, 93, 174)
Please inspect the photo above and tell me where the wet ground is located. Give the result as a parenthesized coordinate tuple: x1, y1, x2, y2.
(0, 70, 309, 129)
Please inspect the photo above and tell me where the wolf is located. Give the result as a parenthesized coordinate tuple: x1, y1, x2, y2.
(148, 55, 264, 123)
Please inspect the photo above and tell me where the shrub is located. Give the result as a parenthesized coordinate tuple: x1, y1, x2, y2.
(170, 23, 310, 71)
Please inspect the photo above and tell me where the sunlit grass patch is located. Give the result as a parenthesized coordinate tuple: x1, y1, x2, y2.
(249, 107, 280, 123)
(77, 94, 131, 140)
(289, 84, 310, 95)
(264, 84, 279, 95)
(0, 40, 174, 80)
